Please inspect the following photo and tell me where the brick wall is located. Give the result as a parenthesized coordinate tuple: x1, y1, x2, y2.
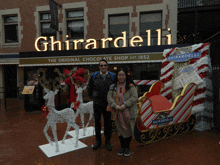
(0, 0, 176, 54)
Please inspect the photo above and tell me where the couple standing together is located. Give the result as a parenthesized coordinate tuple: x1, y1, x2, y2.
(87, 59, 138, 157)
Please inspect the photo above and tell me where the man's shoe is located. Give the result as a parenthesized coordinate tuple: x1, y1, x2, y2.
(117, 148, 124, 156)
(124, 148, 130, 157)
(105, 141, 112, 151)
(92, 141, 101, 150)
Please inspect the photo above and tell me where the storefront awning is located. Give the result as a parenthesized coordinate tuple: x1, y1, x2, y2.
(19, 52, 163, 66)
(19, 44, 190, 67)
(0, 53, 19, 64)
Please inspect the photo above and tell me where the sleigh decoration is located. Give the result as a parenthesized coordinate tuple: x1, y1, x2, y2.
(134, 81, 197, 144)
(134, 43, 212, 144)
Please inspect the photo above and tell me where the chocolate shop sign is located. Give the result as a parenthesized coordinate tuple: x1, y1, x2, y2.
(19, 52, 163, 66)
(35, 29, 171, 51)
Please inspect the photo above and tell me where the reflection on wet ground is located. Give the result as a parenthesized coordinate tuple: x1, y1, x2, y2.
(0, 99, 220, 165)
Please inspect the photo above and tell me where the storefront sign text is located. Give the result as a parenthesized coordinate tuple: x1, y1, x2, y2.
(167, 52, 201, 62)
(19, 53, 162, 66)
(0, 59, 19, 64)
(35, 29, 171, 51)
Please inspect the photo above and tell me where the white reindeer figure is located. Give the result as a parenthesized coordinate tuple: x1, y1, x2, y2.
(70, 76, 94, 136)
(39, 69, 79, 153)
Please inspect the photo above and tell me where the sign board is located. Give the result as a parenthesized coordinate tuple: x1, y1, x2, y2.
(0, 58, 19, 64)
(174, 69, 203, 90)
(152, 117, 173, 125)
(179, 71, 203, 87)
(167, 52, 201, 62)
(178, 63, 198, 75)
(19, 52, 163, 66)
(22, 86, 35, 94)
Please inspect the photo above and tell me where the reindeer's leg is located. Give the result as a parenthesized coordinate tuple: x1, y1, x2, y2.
(62, 121, 71, 144)
(43, 121, 53, 145)
(80, 111, 85, 136)
(51, 122, 59, 152)
(71, 122, 79, 147)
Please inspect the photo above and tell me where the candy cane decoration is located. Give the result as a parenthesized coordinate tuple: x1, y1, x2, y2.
(133, 80, 157, 86)
(27, 80, 38, 85)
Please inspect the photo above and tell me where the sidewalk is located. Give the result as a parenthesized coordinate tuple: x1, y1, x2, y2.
(0, 99, 220, 165)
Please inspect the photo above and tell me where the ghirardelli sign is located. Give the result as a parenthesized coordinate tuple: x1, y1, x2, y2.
(35, 29, 171, 51)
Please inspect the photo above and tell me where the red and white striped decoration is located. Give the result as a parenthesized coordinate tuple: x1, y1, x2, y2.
(27, 80, 66, 86)
(141, 83, 197, 128)
(133, 80, 157, 85)
(159, 43, 212, 114)
(27, 80, 38, 85)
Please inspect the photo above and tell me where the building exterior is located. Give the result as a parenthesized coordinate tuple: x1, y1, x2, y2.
(1, 0, 217, 132)
(0, 0, 178, 103)
(177, 0, 220, 131)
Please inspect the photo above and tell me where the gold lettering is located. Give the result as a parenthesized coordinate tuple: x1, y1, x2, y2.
(50, 36, 61, 51)
(101, 38, 113, 48)
(130, 36, 143, 47)
(65, 35, 70, 50)
(156, 29, 161, 45)
(35, 36, 48, 51)
(85, 39, 97, 49)
(73, 39, 84, 50)
(34, 28, 171, 51)
(146, 30, 151, 46)
(114, 31, 126, 48)
(166, 28, 171, 45)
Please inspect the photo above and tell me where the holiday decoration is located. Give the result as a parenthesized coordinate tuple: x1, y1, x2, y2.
(41, 105, 49, 118)
(62, 67, 88, 106)
(38, 68, 80, 153)
(159, 43, 213, 131)
(69, 74, 94, 136)
(134, 43, 213, 145)
(133, 80, 157, 85)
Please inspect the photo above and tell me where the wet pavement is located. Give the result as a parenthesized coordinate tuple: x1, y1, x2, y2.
(0, 99, 220, 165)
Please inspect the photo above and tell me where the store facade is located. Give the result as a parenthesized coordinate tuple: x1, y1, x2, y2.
(19, 44, 189, 111)
(0, 0, 178, 111)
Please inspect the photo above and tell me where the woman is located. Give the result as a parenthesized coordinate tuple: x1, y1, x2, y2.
(107, 67, 138, 156)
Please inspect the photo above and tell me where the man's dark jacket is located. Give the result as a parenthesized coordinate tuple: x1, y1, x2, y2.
(87, 72, 115, 105)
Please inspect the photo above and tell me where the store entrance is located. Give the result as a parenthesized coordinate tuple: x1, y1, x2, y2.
(3, 65, 17, 98)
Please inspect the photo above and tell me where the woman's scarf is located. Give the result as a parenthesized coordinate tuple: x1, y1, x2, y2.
(117, 81, 130, 130)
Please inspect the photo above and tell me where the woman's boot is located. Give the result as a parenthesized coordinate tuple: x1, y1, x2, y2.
(117, 136, 125, 156)
(124, 136, 132, 156)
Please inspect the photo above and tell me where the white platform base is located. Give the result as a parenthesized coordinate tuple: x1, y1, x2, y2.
(67, 126, 103, 139)
(39, 138, 87, 158)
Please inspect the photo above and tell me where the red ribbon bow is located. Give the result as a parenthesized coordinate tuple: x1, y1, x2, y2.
(41, 105, 49, 118)
(73, 101, 80, 109)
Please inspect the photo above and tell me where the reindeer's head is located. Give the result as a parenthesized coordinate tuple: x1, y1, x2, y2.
(75, 82, 87, 102)
(76, 86, 83, 95)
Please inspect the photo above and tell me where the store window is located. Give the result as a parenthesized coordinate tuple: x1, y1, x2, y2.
(3, 15, 18, 43)
(66, 9, 84, 39)
(109, 14, 129, 47)
(140, 12, 162, 46)
(40, 13, 57, 38)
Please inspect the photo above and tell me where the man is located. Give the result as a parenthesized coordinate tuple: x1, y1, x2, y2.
(87, 59, 115, 151)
